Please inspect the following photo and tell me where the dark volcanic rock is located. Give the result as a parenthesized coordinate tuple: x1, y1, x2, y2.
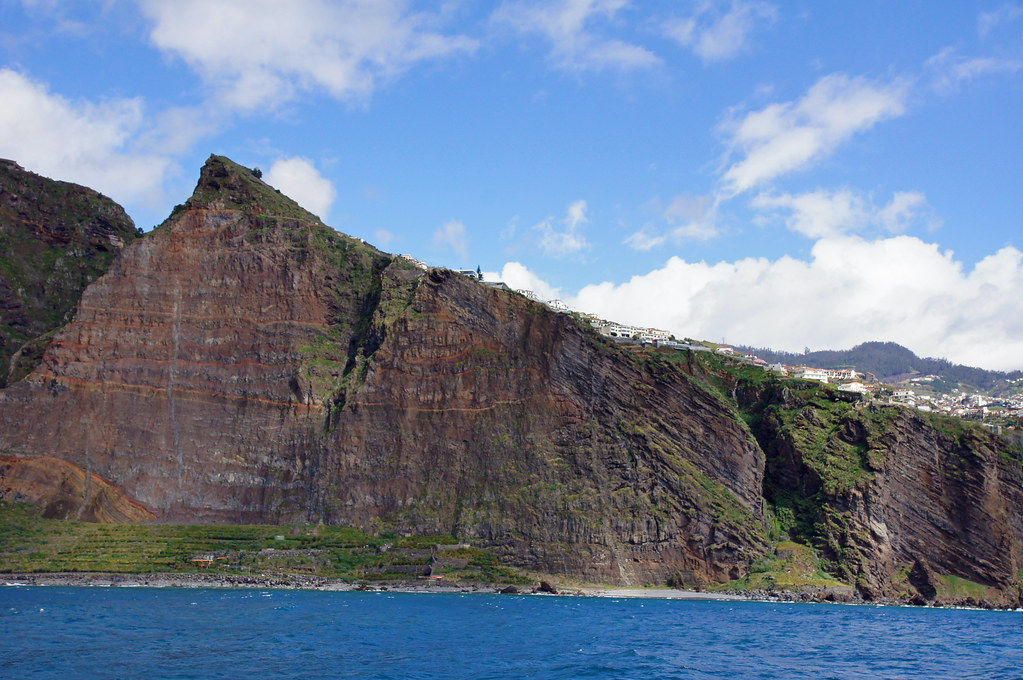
(0, 160, 138, 386)
(0, 155, 767, 586)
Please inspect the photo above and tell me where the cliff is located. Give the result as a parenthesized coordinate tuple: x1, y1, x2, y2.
(0, 155, 767, 587)
(0, 155, 1020, 605)
(0, 159, 138, 386)
(687, 351, 1023, 606)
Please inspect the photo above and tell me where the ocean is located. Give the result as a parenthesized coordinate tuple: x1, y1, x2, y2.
(2, 587, 1021, 679)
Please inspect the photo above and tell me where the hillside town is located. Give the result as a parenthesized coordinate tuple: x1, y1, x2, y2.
(443, 264, 1023, 433)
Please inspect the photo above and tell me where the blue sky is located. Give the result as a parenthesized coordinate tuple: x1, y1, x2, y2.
(2, 1, 1022, 369)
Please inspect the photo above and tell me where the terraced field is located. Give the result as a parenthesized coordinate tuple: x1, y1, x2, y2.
(0, 503, 525, 583)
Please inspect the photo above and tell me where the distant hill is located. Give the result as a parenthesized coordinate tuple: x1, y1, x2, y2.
(737, 341, 1023, 394)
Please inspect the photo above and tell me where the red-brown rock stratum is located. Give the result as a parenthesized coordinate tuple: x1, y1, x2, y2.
(1, 156, 1021, 605)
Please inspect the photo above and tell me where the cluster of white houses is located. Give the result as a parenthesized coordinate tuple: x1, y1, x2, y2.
(585, 317, 673, 343)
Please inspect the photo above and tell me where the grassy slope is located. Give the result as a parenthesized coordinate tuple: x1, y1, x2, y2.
(711, 540, 848, 592)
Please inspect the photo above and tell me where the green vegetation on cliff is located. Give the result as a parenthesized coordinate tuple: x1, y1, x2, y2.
(183, 155, 323, 223)
(0, 159, 138, 386)
(673, 346, 1021, 597)
(710, 540, 849, 592)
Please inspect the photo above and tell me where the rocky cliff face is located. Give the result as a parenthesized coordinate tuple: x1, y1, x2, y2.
(707, 357, 1023, 606)
(0, 160, 138, 387)
(0, 156, 767, 586)
(0, 155, 1020, 604)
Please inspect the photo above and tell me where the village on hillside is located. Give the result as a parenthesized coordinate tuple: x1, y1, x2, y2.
(436, 263, 1023, 434)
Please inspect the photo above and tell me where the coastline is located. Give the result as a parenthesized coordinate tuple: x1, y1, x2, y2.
(4, 572, 1018, 611)
(0, 572, 738, 601)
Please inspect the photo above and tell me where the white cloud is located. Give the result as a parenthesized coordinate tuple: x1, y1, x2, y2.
(0, 68, 173, 206)
(264, 157, 337, 218)
(533, 199, 591, 257)
(493, 0, 660, 72)
(719, 73, 909, 195)
(752, 188, 936, 239)
(515, 235, 1023, 371)
(664, 1, 777, 63)
(484, 262, 564, 300)
(137, 0, 478, 111)
(433, 220, 469, 259)
(926, 47, 1022, 94)
(625, 193, 717, 250)
(875, 191, 934, 233)
(373, 228, 396, 248)
(978, 2, 1023, 37)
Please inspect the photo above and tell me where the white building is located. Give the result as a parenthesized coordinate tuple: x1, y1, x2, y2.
(591, 319, 673, 343)
(795, 367, 830, 383)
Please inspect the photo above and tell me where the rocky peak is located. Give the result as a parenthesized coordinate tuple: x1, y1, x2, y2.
(184, 154, 321, 223)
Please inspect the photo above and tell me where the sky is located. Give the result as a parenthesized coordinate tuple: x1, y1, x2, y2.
(1, 1, 1022, 370)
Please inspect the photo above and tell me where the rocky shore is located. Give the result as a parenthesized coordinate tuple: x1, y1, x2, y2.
(5, 573, 1018, 610)
(0, 572, 744, 600)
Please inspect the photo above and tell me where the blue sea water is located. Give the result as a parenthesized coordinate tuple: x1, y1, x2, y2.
(2, 587, 1021, 680)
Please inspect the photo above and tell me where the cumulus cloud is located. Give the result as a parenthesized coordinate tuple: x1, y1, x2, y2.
(752, 188, 937, 239)
(0, 68, 173, 206)
(136, 0, 478, 110)
(433, 220, 469, 259)
(719, 74, 909, 195)
(926, 47, 1022, 94)
(484, 261, 564, 301)
(496, 236, 1023, 371)
(264, 157, 337, 218)
(493, 0, 660, 72)
(664, 1, 777, 63)
(533, 200, 591, 257)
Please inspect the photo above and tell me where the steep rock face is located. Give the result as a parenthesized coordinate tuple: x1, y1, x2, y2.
(727, 374, 1023, 605)
(0, 159, 138, 386)
(0, 156, 767, 585)
(316, 269, 768, 583)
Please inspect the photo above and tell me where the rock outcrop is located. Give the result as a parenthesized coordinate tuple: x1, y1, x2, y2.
(0, 456, 154, 523)
(0, 159, 138, 386)
(0, 155, 1020, 604)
